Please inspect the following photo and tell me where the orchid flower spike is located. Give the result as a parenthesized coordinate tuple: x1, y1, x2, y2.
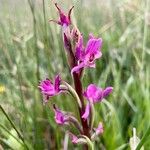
(71, 34, 102, 74)
(82, 84, 113, 120)
(38, 75, 62, 103)
(49, 3, 74, 27)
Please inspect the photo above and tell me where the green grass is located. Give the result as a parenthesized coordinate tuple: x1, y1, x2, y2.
(0, 0, 150, 149)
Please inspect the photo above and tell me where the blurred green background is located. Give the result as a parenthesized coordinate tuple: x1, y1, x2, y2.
(0, 0, 150, 149)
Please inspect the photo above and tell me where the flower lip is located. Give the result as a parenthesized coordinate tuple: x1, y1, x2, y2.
(84, 84, 113, 103)
(82, 84, 113, 120)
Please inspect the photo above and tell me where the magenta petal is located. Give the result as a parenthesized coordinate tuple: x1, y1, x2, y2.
(71, 62, 85, 74)
(53, 105, 66, 125)
(82, 103, 90, 120)
(103, 87, 113, 98)
(54, 3, 73, 26)
(38, 75, 62, 103)
(39, 79, 55, 96)
(84, 84, 105, 103)
(95, 50, 102, 59)
(85, 84, 98, 98)
(85, 38, 102, 54)
(54, 75, 61, 92)
(87, 63, 96, 68)
(85, 84, 103, 101)
(75, 35, 84, 60)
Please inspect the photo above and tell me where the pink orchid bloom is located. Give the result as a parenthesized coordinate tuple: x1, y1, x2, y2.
(38, 75, 61, 103)
(95, 122, 104, 135)
(50, 3, 74, 27)
(71, 34, 102, 74)
(53, 105, 68, 125)
(82, 84, 113, 120)
(69, 132, 79, 144)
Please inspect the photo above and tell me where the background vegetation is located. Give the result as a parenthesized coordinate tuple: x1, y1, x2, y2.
(0, 0, 150, 149)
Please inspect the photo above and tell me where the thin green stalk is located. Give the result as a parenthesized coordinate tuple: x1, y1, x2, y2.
(0, 137, 15, 150)
(27, 1, 41, 149)
(80, 135, 94, 150)
(62, 82, 82, 108)
(0, 123, 24, 147)
(136, 126, 150, 150)
(16, 65, 28, 132)
(0, 105, 29, 150)
(141, 0, 149, 71)
(28, 0, 40, 82)
(42, 0, 47, 40)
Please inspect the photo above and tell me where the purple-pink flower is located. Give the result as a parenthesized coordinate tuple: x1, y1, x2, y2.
(84, 84, 113, 103)
(71, 34, 102, 74)
(95, 122, 104, 135)
(50, 3, 74, 27)
(53, 105, 67, 125)
(69, 132, 79, 144)
(38, 75, 61, 103)
(82, 84, 113, 120)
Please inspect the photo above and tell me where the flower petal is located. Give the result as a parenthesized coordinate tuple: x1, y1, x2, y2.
(84, 84, 104, 103)
(53, 105, 66, 125)
(103, 87, 113, 98)
(71, 62, 85, 74)
(75, 35, 84, 60)
(85, 38, 102, 54)
(54, 75, 61, 92)
(53, 3, 73, 26)
(69, 132, 78, 144)
(82, 103, 90, 120)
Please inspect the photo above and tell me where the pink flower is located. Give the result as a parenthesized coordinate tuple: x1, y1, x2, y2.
(82, 84, 113, 120)
(69, 132, 88, 145)
(53, 105, 68, 125)
(71, 34, 102, 74)
(38, 75, 61, 103)
(91, 122, 104, 140)
(95, 122, 104, 135)
(49, 3, 74, 27)
(84, 84, 113, 103)
(69, 132, 79, 144)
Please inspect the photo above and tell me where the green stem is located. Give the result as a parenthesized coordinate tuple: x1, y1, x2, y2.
(62, 82, 82, 108)
(141, 0, 149, 70)
(0, 105, 29, 150)
(0, 137, 15, 150)
(136, 126, 150, 150)
(0, 123, 24, 146)
(80, 135, 94, 150)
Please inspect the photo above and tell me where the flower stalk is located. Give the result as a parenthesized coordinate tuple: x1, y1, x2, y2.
(38, 2, 113, 149)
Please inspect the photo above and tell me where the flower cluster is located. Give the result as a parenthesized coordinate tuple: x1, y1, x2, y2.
(39, 3, 113, 149)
